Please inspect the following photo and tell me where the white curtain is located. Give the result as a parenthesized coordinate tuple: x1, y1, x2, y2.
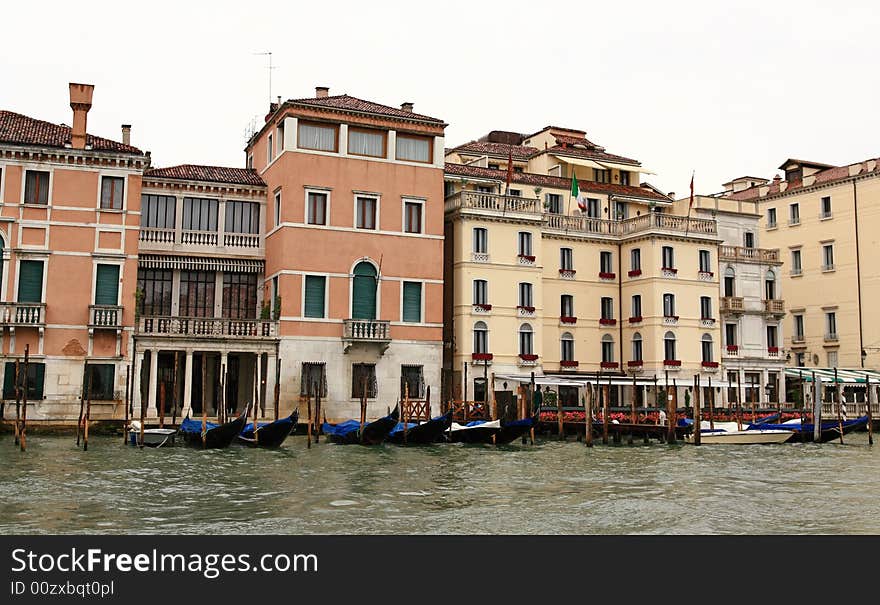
(349, 130, 384, 157)
(396, 135, 430, 162)
(299, 123, 336, 151)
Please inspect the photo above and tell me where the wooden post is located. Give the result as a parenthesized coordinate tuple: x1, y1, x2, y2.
(668, 376, 677, 444)
(218, 364, 225, 426)
(530, 371, 536, 417)
(708, 376, 715, 431)
(403, 383, 410, 445)
(812, 371, 822, 443)
(83, 368, 93, 452)
(201, 355, 207, 449)
(834, 367, 844, 445)
(585, 381, 593, 447)
(629, 372, 636, 445)
(865, 374, 874, 446)
(159, 382, 166, 429)
(306, 386, 312, 449)
(20, 346, 29, 452)
(315, 382, 322, 443)
(463, 361, 468, 418)
(556, 385, 564, 441)
(799, 370, 806, 443)
(138, 360, 146, 449)
(252, 367, 259, 446)
(171, 352, 179, 427)
(13, 360, 21, 445)
(602, 381, 609, 445)
(274, 357, 281, 421)
(76, 362, 86, 447)
(425, 385, 431, 420)
(489, 372, 497, 420)
(664, 371, 675, 444)
(693, 375, 701, 446)
(749, 374, 756, 427)
(123, 364, 130, 445)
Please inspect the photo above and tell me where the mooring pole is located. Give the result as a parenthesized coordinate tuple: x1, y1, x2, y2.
(629, 371, 636, 445)
(123, 364, 131, 445)
(708, 375, 715, 431)
(585, 380, 593, 448)
(693, 374, 701, 446)
(668, 375, 677, 444)
(812, 371, 822, 443)
(866, 374, 874, 445)
(13, 360, 21, 445)
(602, 379, 610, 445)
(83, 369, 93, 452)
(21, 345, 29, 452)
(834, 367, 844, 445)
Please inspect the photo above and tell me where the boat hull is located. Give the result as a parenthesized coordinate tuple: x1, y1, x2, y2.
(237, 412, 298, 448)
(753, 416, 869, 443)
(495, 417, 535, 445)
(686, 430, 793, 445)
(387, 413, 452, 445)
(128, 428, 177, 447)
(323, 408, 400, 445)
(180, 410, 248, 449)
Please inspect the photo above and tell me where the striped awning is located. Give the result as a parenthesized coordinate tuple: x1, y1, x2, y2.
(784, 367, 880, 385)
(495, 374, 732, 388)
(138, 254, 264, 273)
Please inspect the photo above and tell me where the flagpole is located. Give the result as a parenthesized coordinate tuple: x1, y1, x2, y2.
(684, 170, 695, 237)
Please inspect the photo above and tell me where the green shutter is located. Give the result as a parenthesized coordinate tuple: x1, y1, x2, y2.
(17, 260, 44, 303)
(31, 363, 45, 400)
(3, 362, 15, 399)
(95, 264, 120, 305)
(351, 263, 377, 320)
(402, 282, 421, 323)
(304, 276, 326, 318)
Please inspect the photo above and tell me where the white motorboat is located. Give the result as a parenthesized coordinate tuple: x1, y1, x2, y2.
(685, 429, 794, 444)
(127, 421, 177, 447)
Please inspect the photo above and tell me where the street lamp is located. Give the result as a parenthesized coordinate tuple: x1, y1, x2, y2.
(861, 349, 867, 368)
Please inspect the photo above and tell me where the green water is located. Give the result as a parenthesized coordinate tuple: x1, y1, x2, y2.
(1, 433, 878, 534)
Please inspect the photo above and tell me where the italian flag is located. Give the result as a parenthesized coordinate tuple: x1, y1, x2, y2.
(572, 173, 585, 212)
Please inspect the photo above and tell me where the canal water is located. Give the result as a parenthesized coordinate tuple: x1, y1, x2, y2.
(1, 433, 878, 534)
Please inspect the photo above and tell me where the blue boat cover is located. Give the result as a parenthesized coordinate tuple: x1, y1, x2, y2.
(179, 417, 218, 434)
(321, 419, 363, 437)
(388, 422, 419, 436)
(465, 420, 487, 427)
(749, 416, 868, 432)
(503, 417, 533, 428)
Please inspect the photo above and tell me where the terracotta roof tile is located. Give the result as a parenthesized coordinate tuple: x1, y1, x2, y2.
(545, 144, 641, 167)
(552, 134, 605, 151)
(444, 163, 669, 202)
(450, 141, 538, 160)
(728, 159, 880, 201)
(287, 94, 445, 124)
(144, 165, 265, 187)
(0, 110, 143, 154)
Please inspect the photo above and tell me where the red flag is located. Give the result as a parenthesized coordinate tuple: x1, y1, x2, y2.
(505, 146, 514, 194)
(689, 171, 695, 208)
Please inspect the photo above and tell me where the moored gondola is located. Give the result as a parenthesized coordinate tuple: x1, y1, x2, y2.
(322, 406, 399, 445)
(179, 406, 249, 449)
(749, 415, 869, 443)
(447, 419, 501, 444)
(495, 416, 536, 445)
(237, 410, 299, 448)
(387, 411, 452, 445)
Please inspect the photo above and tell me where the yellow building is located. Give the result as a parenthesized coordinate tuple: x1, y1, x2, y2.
(723, 158, 880, 372)
(443, 127, 722, 407)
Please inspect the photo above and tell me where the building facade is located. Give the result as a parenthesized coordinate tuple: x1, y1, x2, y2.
(245, 88, 447, 421)
(723, 158, 880, 372)
(0, 84, 147, 421)
(443, 127, 722, 407)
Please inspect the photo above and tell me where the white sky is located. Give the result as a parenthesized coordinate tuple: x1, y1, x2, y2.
(2, 0, 878, 197)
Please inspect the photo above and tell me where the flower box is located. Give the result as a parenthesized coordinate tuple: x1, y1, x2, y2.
(560, 316, 578, 324)
(517, 254, 536, 262)
(598, 272, 616, 279)
(628, 316, 643, 324)
(627, 360, 644, 367)
(560, 360, 579, 368)
(559, 268, 576, 275)
(600, 361, 619, 369)
(661, 267, 678, 274)
(474, 303, 492, 311)
(699, 271, 714, 277)
(471, 353, 493, 361)
(701, 361, 719, 368)
(519, 354, 539, 361)
(599, 318, 617, 326)
(663, 359, 682, 367)
(628, 269, 642, 277)
(768, 346, 779, 353)
(726, 345, 739, 352)
(700, 317, 715, 322)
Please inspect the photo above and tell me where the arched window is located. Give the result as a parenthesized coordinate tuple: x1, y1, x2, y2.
(701, 334, 713, 363)
(601, 334, 614, 362)
(724, 267, 735, 297)
(765, 269, 776, 300)
(632, 332, 643, 362)
(473, 321, 488, 354)
(519, 323, 533, 356)
(561, 332, 574, 362)
(351, 261, 378, 320)
(664, 331, 677, 361)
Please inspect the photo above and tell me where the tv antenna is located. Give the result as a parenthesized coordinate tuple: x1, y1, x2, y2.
(253, 51, 278, 105)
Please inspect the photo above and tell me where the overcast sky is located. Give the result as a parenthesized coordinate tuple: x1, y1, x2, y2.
(3, 0, 878, 197)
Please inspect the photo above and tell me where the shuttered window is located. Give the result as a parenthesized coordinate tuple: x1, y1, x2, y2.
(402, 281, 421, 323)
(83, 364, 115, 400)
(3, 362, 45, 400)
(17, 260, 44, 303)
(94, 264, 120, 306)
(351, 262, 377, 320)
(24, 170, 49, 204)
(304, 275, 326, 318)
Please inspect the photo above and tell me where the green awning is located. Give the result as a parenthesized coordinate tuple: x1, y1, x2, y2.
(784, 367, 880, 384)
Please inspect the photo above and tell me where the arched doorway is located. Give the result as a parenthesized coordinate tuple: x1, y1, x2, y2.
(351, 261, 377, 320)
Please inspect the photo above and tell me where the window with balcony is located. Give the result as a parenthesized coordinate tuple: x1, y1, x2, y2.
(600, 297, 614, 323)
(226, 200, 260, 236)
(24, 170, 49, 204)
(632, 333, 643, 362)
(473, 321, 489, 354)
(473, 227, 488, 254)
(301, 362, 327, 397)
(2, 361, 45, 400)
(822, 244, 834, 271)
(395, 134, 432, 163)
(517, 231, 533, 258)
(765, 270, 776, 299)
(560, 247, 574, 272)
(599, 251, 613, 277)
(825, 312, 837, 340)
(100, 176, 124, 210)
(614, 201, 628, 220)
(724, 268, 735, 296)
(743, 231, 755, 249)
(767, 207, 777, 228)
(473, 280, 488, 307)
(179, 271, 216, 317)
(700, 296, 712, 320)
(767, 325, 778, 349)
(546, 193, 562, 214)
(601, 334, 614, 363)
(560, 294, 574, 320)
(402, 281, 422, 323)
(791, 249, 802, 275)
(561, 332, 574, 362)
(351, 262, 378, 320)
(662, 246, 675, 270)
(518, 282, 533, 309)
(94, 264, 120, 306)
(793, 314, 804, 341)
(725, 323, 737, 347)
(789, 203, 800, 225)
(630, 248, 641, 276)
(183, 197, 218, 232)
(664, 331, 677, 362)
(137, 268, 172, 316)
(356, 196, 378, 230)
(307, 192, 328, 225)
(82, 364, 115, 400)
(403, 200, 423, 234)
(141, 194, 176, 228)
(351, 363, 378, 399)
(348, 127, 386, 158)
(701, 334, 713, 363)
(17, 260, 44, 303)
(699, 249, 712, 273)
(303, 275, 326, 319)
(820, 196, 832, 219)
(298, 121, 338, 152)
(663, 293, 676, 318)
(631, 295, 642, 320)
(586, 198, 600, 218)
(519, 323, 534, 356)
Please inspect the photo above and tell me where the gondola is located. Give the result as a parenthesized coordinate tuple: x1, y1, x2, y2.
(178, 406, 249, 449)
(127, 421, 177, 447)
(749, 415, 869, 443)
(237, 410, 299, 448)
(386, 411, 452, 445)
(495, 416, 536, 445)
(447, 419, 501, 444)
(321, 407, 399, 445)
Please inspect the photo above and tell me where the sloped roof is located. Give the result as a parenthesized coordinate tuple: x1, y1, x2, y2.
(287, 94, 445, 124)
(727, 160, 880, 201)
(450, 141, 538, 160)
(0, 109, 142, 153)
(144, 165, 265, 187)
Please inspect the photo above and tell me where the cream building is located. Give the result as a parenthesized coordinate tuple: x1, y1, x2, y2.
(444, 127, 722, 408)
(722, 158, 880, 372)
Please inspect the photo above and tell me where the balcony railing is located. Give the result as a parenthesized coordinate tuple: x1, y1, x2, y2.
(139, 227, 175, 244)
(139, 228, 261, 250)
(343, 319, 391, 342)
(720, 297, 744, 313)
(445, 191, 543, 215)
(825, 332, 839, 342)
(719, 246, 780, 263)
(0, 303, 46, 326)
(181, 230, 219, 246)
(89, 305, 123, 329)
(137, 316, 278, 338)
(223, 233, 260, 248)
(764, 299, 785, 314)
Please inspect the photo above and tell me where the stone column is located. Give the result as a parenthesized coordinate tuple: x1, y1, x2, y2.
(147, 348, 159, 418)
(219, 351, 229, 417)
(182, 349, 193, 418)
(131, 347, 144, 418)
(256, 352, 264, 417)
(265, 351, 278, 419)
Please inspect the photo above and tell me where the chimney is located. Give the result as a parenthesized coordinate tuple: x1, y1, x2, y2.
(401, 102, 414, 113)
(315, 86, 329, 98)
(121, 124, 131, 146)
(69, 83, 95, 150)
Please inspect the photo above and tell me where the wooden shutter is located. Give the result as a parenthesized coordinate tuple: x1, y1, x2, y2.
(402, 282, 421, 323)
(17, 260, 44, 303)
(351, 263, 376, 320)
(31, 363, 45, 400)
(94, 264, 120, 305)
(304, 276, 325, 318)
(3, 362, 15, 399)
